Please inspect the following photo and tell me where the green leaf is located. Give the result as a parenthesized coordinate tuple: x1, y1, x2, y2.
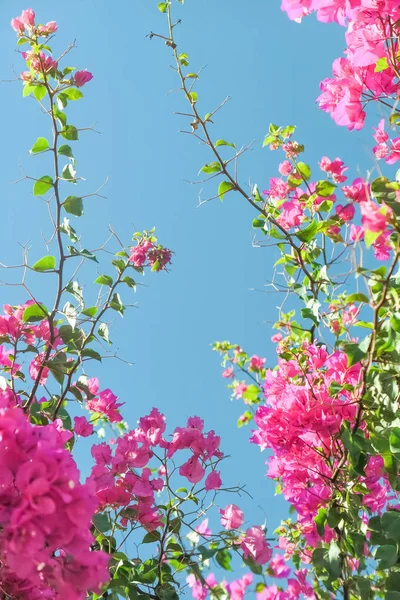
(296, 219, 318, 243)
(382, 511, 400, 541)
(98, 323, 110, 344)
(22, 84, 35, 97)
(199, 162, 221, 175)
(375, 56, 389, 72)
(33, 175, 53, 196)
(32, 255, 56, 272)
(189, 91, 198, 104)
(62, 164, 76, 182)
(61, 125, 79, 141)
(327, 542, 341, 578)
(122, 276, 136, 290)
(243, 555, 263, 575)
(365, 229, 381, 248)
(68, 247, 98, 262)
(60, 217, 78, 243)
(33, 85, 47, 101)
(142, 531, 161, 543)
(215, 139, 235, 148)
(95, 275, 113, 287)
(342, 341, 368, 366)
(314, 508, 327, 537)
(30, 137, 49, 154)
(22, 303, 48, 323)
(262, 135, 276, 147)
(110, 293, 124, 315)
(62, 88, 83, 101)
(375, 544, 398, 569)
(82, 348, 102, 362)
(296, 161, 311, 181)
(218, 181, 234, 201)
(63, 196, 83, 216)
(93, 512, 112, 534)
(315, 180, 336, 197)
(158, 2, 168, 12)
(82, 306, 98, 318)
(215, 549, 232, 571)
(58, 145, 74, 160)
(346, 293, 370, 304)
(390, 428, 400, 454)
(179, 53, 189, 66)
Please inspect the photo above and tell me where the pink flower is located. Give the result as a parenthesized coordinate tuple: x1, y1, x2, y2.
(373, 119, 388, 144)
(74, 416, 94, 437)
(360, 200, 391, 233)
(0, 406, 109, 597)
(222, 366, 234, 378)
(269, 554, 291, 578)
(20, 8, 35, 27)
(342, 178, 369, 203)
(86, 388, 124, 423)
(279, 160, 292, 175)
(220, 504, 244, 530)
(234, 383, 247, 398)
(335, 203, 355, 221)
(373, 231, 392, 261)
(179, 455, 205, 483)
(11, 17, 25, 32)
(350, 224, 364, 242)
(319, 156, 348, 182)
(38, 21, 58, 35)
(249, 355, 266, 371)
(277, 200, 305, 229)
(271, 333, 283, 343)
(29, 352, 49, 385)
(74, 70, 94, 87)
(226, 574, 253, 600)
(386, 138, 400, 164)
(196, 518, 212, 537)
(241, 526, 272, 565)
(205, 470, 222, 491)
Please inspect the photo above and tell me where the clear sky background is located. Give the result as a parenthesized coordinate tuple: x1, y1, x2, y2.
(0, 0, 382, 535)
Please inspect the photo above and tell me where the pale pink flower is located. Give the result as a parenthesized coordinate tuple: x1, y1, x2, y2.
(220, 504, 244, 530)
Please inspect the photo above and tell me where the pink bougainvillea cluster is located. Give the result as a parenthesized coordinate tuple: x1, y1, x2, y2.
(263, 130, 396, 261)
(281, 0, 400, 132)
(0, 406, 109, 600)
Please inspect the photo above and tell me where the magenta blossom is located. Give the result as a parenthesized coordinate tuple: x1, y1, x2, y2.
(74, 70, 94, 87)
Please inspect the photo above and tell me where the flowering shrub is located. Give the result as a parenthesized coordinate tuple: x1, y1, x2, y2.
(0, 7, 273, 600)
(150, 0, 400, 598)
(4, 1, 400, 599)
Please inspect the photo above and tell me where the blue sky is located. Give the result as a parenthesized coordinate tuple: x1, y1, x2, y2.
(0, 0, 380, 536)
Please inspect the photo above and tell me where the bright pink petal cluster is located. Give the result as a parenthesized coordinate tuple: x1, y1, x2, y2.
(0, 407, 109, 599)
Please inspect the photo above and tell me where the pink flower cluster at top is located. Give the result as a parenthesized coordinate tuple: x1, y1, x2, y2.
(12, 10, 93, 89)
(89, 409, 223, 532)
(250, 341, 392, 543)
(129, 239, 172, 272)
(0, 406, 109, 599)
(11, 8, 57, 36)
(281, 0, 400, 131)
(265, 144, 395, 261)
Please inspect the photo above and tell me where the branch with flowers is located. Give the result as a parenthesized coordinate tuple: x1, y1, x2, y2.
(0, 8, 275, 600)
(151, 0, 400, 598)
